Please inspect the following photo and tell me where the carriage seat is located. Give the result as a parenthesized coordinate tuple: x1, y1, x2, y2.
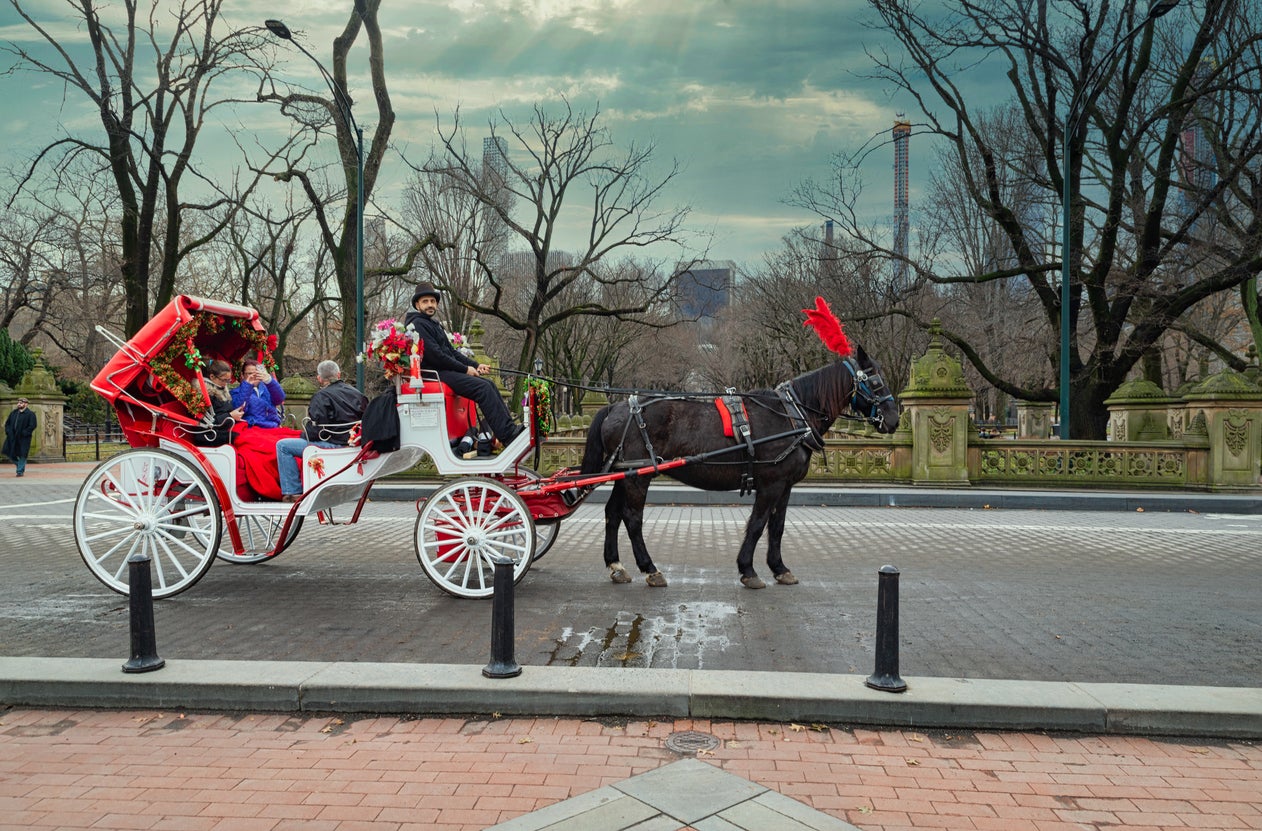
(399, 372, 478, 445)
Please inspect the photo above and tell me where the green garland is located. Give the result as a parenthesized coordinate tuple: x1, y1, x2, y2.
(147, 313, 278, 417)
(526, 378, 554, 437)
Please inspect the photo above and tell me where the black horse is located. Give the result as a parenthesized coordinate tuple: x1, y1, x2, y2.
(579, 344, 900, 588)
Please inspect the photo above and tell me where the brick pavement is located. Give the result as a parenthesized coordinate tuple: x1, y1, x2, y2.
(1, 707, 1259, 830)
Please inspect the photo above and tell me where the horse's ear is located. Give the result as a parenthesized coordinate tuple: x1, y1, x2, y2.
(856, 343, 869, 364)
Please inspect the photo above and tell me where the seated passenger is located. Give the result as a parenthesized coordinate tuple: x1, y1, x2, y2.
(231, 358, 285, 428)
(276, 360, 368, 502)
(403, 281, 523, 447)
(191, 359, 244, 447)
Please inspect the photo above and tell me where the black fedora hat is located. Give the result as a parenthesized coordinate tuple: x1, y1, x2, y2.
(411, 282, 442, 306)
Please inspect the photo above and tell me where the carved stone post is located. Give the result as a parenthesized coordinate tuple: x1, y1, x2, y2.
(3, 349, 67, 463)
(280, 376, 317, 430)
(899, 320, 973, 485)
(1104, 378, 1174, 441)
(1183, 368, 1262, 490)
(1014, 401, 1055, 439)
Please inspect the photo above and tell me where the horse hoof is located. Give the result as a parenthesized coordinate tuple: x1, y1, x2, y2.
(645, 571, 668, 588)
(775, 572, 799, 585)
(740, 576, 766, 589)
(609, 564, 632, 584)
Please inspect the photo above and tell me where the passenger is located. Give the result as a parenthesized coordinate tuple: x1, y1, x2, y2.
(231, 358, 285, 428)
(403, 281, 523, 447)
(192, 360, 244, 447)
(276, 360, 369, 502)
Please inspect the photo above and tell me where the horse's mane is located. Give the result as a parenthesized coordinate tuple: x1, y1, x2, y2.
(792, 358, 852, 419)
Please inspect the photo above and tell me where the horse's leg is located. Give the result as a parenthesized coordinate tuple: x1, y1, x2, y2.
(737, 487, 783, 589)
(620, 476, 667, 587)
(765, 489, 799, 585)
(604, 481, 632, 583)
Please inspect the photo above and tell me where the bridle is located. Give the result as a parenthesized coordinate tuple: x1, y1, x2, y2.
(842, 358, 897, 430)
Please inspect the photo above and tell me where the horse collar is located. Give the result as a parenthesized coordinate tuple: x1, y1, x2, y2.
(775, 381, 825, 452)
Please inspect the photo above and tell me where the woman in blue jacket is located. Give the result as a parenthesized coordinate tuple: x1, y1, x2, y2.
(231, 358, 285, 428)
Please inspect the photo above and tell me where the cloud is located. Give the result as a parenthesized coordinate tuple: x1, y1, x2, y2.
(3, 0, 916, 266)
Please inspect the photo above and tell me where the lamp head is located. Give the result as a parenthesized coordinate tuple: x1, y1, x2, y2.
(1146, 0, 1179, 20)
(264, 19, 293, 40)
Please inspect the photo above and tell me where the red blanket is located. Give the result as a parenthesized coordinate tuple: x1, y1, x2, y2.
(231, 424, 302, 501)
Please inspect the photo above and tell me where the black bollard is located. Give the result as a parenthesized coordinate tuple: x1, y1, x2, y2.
(123, 553, 165, 673)
(483, 555, 522, 679)
(865, 564, 907, 692)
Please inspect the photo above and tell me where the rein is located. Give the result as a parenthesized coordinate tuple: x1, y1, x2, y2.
(789, 359, 896, 432)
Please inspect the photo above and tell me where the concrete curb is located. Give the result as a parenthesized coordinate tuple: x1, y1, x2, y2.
(3, 658, 1258, 738)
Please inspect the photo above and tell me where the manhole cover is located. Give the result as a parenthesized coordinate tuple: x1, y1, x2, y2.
(664, 730, 721, 755)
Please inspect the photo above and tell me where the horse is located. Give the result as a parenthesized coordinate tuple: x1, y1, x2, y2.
(579, 343, 900, 588)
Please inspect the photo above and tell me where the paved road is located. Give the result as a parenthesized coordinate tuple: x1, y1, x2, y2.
(2, 468, 1260, 687)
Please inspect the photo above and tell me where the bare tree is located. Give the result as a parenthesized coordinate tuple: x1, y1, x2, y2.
(258, 0, 450, 373)
(3, 0, 288, 336)
(422, 99, 701, 403)
(794, 0, 1262, 438)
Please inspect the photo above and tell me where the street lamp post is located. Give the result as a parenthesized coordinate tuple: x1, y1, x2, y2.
(1058, 0, 1179, 439)
(265, 19, 367, 392)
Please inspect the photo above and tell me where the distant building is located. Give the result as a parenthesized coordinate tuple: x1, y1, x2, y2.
(482, 136, 509, 183)
(892, 115, 911, 285)
(677, 260, 734, 319)
(1179, 58, 1218, 221)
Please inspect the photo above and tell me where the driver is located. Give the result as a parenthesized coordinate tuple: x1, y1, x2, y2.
(404, 282, 523, 448)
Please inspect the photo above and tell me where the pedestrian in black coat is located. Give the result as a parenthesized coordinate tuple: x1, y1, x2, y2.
(2, 397, 37, 476)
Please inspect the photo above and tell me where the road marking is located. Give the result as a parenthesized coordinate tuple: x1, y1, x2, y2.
(0, 498, 76, 511)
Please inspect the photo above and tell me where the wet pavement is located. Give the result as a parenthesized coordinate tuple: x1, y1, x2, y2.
(2, 464, 1260, 687)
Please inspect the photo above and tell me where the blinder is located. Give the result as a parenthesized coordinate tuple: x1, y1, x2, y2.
(844, 359, 896, 429)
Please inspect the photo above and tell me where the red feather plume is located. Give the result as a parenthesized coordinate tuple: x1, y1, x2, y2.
(802, 296, 853, 357)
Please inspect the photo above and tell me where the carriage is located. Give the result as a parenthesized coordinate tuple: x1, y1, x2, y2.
(77, 295, 899, 601)
(76, 294, 583, 600)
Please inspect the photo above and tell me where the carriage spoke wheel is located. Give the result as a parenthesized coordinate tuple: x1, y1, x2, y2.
(532, 520, 561, 561)
(493, 468, 563, 562)
(415, 477, 536, 599)
(74, 449, 222, 599)
(216, 514, 304, 564)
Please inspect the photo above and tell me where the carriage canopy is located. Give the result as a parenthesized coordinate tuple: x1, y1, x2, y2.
(92, 295, 275, 446)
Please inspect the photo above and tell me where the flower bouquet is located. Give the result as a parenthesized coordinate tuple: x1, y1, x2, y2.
(448, 330, 474, 358)
(362, 319, 419, 378)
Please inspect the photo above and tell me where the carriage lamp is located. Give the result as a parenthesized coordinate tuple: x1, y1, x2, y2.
(265, 18, 367, 392)
(1058, 0, 1178, 438)
(533, 357, 543, 376)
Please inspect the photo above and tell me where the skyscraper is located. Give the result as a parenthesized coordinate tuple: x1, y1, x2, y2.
(482, 136, 509, 184)
(1179, 58, 1217, 220)
(677, 260, 733, 320)
(892, 116, 911, 285)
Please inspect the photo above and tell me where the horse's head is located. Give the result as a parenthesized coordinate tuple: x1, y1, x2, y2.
(845, 345, 900, 434)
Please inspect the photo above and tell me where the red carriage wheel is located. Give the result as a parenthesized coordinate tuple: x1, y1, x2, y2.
(414, 477, 536, 599)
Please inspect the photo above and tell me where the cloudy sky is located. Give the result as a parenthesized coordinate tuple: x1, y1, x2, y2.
(1, 0, 918, 269)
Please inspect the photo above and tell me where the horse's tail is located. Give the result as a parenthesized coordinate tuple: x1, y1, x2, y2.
(580, 404, 613, 474)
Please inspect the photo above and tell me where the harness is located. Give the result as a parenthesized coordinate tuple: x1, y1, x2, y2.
(774, 381, 825, 452)
(715, 394, 758, 495)
(839, 358, 897, 431)
(600, 360, 894, 492)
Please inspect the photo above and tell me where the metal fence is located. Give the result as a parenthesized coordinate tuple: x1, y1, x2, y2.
(62, 417, 126, 462)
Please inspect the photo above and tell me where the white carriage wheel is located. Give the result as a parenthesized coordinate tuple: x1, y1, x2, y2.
(215, 514, 304, 564)
(74, 449, 222, 599)
(415, 477, 536, 599)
